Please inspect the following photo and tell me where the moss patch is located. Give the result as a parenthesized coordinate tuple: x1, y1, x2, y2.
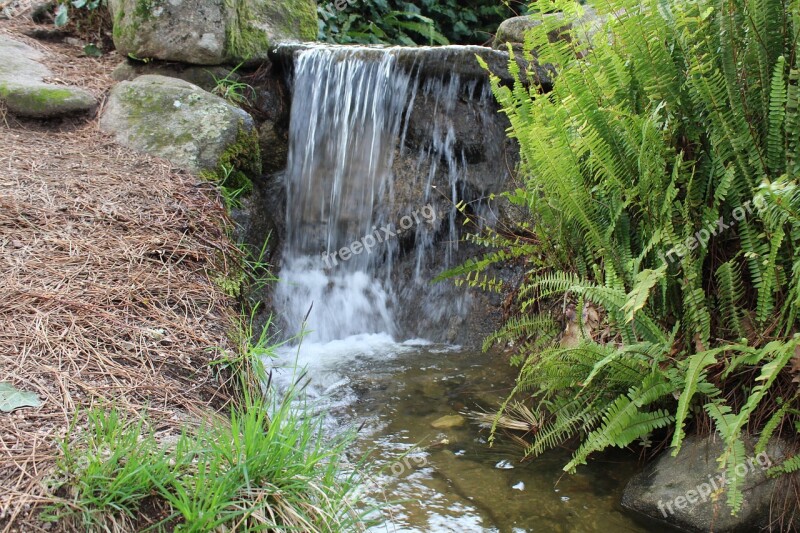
(213, 268, 246, 298)
(285, 0, 318, 41)
(219, 121, 262, 178)
(111, 0, 155, 59)
(200, 121, 261, 206)
(5, 85, 74, 108)
(0, 82, 94, 117)
(200, 120, 261, 182)
(133, 0, 154, 20)
(116, 84, 193, 150)
(224, 0, 317, 61)
(224, 0, 270, 61)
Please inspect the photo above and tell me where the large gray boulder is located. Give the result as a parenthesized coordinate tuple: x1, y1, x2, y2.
(109, 0, 318, 65)
(100, 75, 260, 177)
(0, 36, 97, 118)
(622, 435, 791, 532)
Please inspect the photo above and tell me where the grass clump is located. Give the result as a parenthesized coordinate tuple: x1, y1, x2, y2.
(46, 341, 372, 532)
(45, 409, 170, 530)
(211, 64, 256, 107)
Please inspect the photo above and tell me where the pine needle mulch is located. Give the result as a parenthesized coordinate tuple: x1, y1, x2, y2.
(0, 25, 240, 532)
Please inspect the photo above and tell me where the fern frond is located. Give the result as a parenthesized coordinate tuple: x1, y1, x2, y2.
(565, 371, 675, 472)
(756, 394, 798, 454)
(671, 348, 723, 454)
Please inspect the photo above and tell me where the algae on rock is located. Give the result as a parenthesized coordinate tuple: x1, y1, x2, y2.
(99, 75, 261, 178)
(0, 35, 97, 118)
(109, 0, 318, 65)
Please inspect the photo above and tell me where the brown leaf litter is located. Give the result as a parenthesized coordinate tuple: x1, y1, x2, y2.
(0, 22, 240, 532)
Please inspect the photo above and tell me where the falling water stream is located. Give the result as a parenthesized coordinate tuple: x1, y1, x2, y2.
(271, 46, 668, 532)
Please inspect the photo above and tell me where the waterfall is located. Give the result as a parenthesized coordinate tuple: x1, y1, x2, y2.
(275, 45, 491, 345)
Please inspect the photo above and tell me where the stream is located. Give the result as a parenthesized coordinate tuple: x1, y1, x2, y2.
(270, 337, 671, 532)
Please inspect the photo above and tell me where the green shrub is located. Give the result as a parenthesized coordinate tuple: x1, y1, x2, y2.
(318, 0, 528, 46)
(52, 0, 112, 52)
(54, 0, 105, 27)
(446, 0, 800, 514)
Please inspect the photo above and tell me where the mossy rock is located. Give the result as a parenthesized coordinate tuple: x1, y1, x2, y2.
(108, 0, 317, 65)
(0, 35, 97, 118)
(621, 435, 795, 532)
(492, 7, 605, 51)
(0, 81, 97, 118)
(99, 75, 261, 177)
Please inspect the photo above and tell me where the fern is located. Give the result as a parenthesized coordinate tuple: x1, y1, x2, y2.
(565, 371, 675, 472)
(482, 313, 560, 354)
(715, 260, 746, 338)
(756, 394, 798, 454)
(671, 348, 723, 453)
(769, 455, 800, 476)
(438, 0, 800, 510)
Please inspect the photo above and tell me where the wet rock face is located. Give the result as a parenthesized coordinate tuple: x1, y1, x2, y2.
(400, 78, 513, 195)
(622, 435, 794, 532)
(100, 75, 260, 176)
(0, 35, 97, 118)
(252, 76, 291, 175)
(273, 43, 555, 89)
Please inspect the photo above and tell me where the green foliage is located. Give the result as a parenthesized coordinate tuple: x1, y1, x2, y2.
(218, 163, 254, 211)
(212, 63, 256, 107)
(451, 0, 800, 515)
(318, 0, 527, 46)
(54, 0, 105, 28)
(45, 228, 374, 531)
(44, 409, 169, 529)
(47, 387, 370, 531)
(46, 321, 374, 532)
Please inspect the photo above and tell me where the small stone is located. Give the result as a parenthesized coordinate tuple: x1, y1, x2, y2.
(430, 414, 465, 429)
(495, 459, 514, 470)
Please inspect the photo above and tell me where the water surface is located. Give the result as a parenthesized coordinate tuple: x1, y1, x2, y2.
(272, 338, 670, 532)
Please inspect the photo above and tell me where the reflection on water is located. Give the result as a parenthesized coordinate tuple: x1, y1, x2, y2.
(271, 339, 674, 533)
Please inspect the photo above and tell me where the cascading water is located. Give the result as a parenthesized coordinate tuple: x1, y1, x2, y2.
(274, 45, 486, 346)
